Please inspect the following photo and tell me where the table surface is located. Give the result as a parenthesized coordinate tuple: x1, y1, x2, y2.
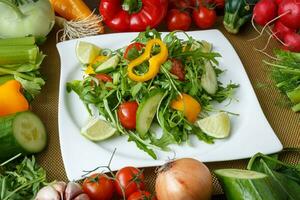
(34, 1, 300, 196)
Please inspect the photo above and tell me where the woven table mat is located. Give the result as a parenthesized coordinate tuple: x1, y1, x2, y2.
(35, 3, 299, 196)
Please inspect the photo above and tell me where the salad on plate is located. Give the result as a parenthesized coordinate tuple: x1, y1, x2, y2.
(67, 29, 238, 159)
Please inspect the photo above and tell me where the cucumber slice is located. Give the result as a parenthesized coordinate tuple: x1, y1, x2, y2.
(136, 89, 164, 138)
(0, 111, 47, 161)
(201, 61, 218, 95)
(215, 169, 284, 200)
(95, 55, 120, 73)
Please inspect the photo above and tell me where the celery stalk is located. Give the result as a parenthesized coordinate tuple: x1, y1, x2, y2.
(287, 89, 300, 104)
(0, 37, 35, 46)
(0, 46, 38, 64)
(292, 103, 300, 112)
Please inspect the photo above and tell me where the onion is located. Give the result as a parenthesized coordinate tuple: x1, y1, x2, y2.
(155, 158, 212, 200)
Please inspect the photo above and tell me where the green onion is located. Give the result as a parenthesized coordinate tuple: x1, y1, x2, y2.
(0, 46, 38, 65)
(0, 37, 35, 46)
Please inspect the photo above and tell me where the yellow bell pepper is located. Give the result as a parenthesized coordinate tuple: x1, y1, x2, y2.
(127, 39, 168, 82)
(0, 80, 29, 116)
(171, 93, 201, 123)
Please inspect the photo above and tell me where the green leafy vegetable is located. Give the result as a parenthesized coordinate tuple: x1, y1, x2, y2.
(67, 29, 238, 158)
(0, 155, 47, 200)
(264, 50, 300, 112)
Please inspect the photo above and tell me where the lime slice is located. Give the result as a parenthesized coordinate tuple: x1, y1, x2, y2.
(81, 118, 116, 141)
(76, 41, 101, 64)
(196, 112, 231, 138)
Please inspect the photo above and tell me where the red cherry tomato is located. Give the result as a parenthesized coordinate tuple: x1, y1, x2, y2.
(95, 74, 113, 82)
(167, 9, 192, 31)
(124, 42, 145, 60)
(128, 191, 157, 200)
(117, 101, 138, 129)
(115, 167, 145, 197)
(170, 58, 185, 81)
(192, 6, 217, 29)
(82, 173, 114, 200)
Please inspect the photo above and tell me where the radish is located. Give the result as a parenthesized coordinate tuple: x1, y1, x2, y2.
(283, 32, 300, 52)
(278, 0, 300, 29)
(253, 0, 278, 26)
(272, 20, 296, 40)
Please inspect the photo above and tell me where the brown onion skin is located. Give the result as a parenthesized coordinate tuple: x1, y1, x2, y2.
(155, 158, 212, 200)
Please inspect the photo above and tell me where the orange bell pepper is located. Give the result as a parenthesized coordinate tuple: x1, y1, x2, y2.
(171, 93, 201, 123)
(0, 80, 29, 116)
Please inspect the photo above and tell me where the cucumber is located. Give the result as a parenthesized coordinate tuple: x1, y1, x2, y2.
(0, 111, 47, 161)
(95, 55, 119, 73)
(215, 169, 284, 200)
(201, 61, 218, 95)
(136, 89, 164, 138)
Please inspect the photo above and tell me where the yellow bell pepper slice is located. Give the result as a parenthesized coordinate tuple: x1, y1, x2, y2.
(127, 39, 168, 82)
(171, 93, 201, 123)
(0, 80, 29, 116)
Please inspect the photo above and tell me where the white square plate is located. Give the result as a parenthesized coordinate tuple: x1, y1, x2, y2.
(57, 30, 283, 181)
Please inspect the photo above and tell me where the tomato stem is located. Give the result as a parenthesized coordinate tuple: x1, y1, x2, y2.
(122, 0, 143, 14)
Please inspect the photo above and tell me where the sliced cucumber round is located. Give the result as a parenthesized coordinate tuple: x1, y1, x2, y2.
(136, 89, 164, 138)
(0, 111, 47, 161)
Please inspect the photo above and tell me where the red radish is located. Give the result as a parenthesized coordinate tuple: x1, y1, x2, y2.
(283, 32, 300, 52)
(278, 0, 300, 29)
(272, 20, 296, 40)
(253, 0, 278, 26)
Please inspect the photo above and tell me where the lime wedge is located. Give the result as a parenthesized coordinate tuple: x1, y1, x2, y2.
(196, 112, 231, 138)
(81, 118, 116, 141)
(76, 41, 101, 64)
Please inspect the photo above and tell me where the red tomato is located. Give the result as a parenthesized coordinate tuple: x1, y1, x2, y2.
(167, 9, 192, 31)
(170, 58, 185, 81)
(192, 6, 217, 29)
(128, 191, 157, 200)
(117, 101, 138, 129)
(82, 173, 114, 200)
(124, 42, 145, 60)
(115, 167, 145, 197)
(95, 74, 113, 82)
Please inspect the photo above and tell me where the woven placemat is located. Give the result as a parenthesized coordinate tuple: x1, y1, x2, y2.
(35, 7, 299, 196)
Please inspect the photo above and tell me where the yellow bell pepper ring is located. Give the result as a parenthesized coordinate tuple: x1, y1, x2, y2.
(171, 93, 201, 123)
(0, 80, 29, 116)
(127, 39, 168, 82)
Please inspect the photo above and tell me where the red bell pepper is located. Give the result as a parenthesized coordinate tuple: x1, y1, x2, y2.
(99, 0, 168, 32)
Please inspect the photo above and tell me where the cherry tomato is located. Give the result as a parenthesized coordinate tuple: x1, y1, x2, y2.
(192, 6, 217, 29)
(115, 166, 145, 197)
(117, 101, 138, 129)
(95, 74, 113, 82)
(124, 42, 145, 60)
(167, 9, 192, 31)
(128, 191, 157, 200)
(82, 173, 114, 200)
(170, 58, 185, 81)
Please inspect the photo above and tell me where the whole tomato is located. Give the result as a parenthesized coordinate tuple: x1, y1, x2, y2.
(115, 167, 145, 197)
(117, 101, 138, 129)
(170, 58, 185, 81)
(192, 6, 217, 29)
(82, 173, 114, 200)
(128, 191, 157, 200)
(167, 9, 192, 31)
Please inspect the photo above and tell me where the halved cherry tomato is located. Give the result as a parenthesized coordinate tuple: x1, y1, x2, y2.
(117, 101, 138, 129)
(128, 191, 157, 200)
(192, 6, 217, 29)
(124, 42, 145, 60)
(95, 74, 113, 82)
(115, 166, 145, 197)
(170, 58, 185, 81)
(82, 173, 114, 200)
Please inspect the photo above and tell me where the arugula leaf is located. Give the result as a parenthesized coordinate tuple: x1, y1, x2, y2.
(128, 133, 157, 159)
